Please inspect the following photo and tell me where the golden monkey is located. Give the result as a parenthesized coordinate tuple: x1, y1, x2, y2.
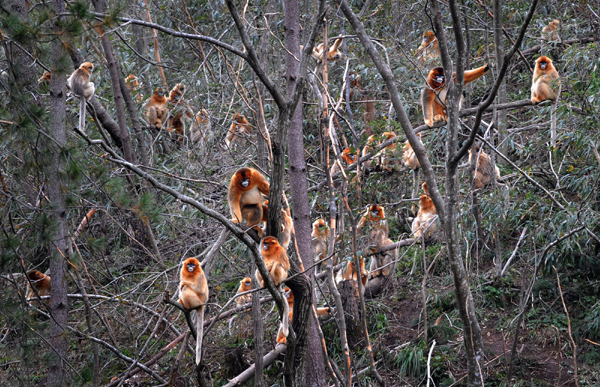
(357, 205, 389, 255)
(228, 167, 270, 229)
(415, 31, 440, 64)
(125, 74, 144, 103)
(541, 20, 561, 43)
(402, 133, 423, 170)
(235, 277, 252, 307)
(362, 135, 380, 171)
(421, 64, 490, 127)
(411, 194, 438, 240)
(312, 38, 344, 63)
(190, 109, 211, 147)
(255, 236, 290, 288)
(276, 287, 329, 344)
(380, 132, 400, 172)
(260, 200, 294, 249)
(225, 113, 252, 148)
(312, 218, 331, 265)
(531, 56, 561, 145)
(166, 83, 194, 138)
(335, 256, 368, 296)
(38, 71, 52, 85)
(255, 236, 291, 339)
(178, 257, 209, 365)
(531, 56, 561, 104)
(422, 181, 430, 196)
(67, 61, 95, 132)
(330, 147, 358, 190)
(26, 270, 51, 306)
(144, 87, 168, 128)
(469, 144, 500, 189)
(369, 238, 398, 278)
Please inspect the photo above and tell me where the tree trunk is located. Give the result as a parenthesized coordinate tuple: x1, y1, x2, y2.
(92, 0, 137, 164)
(283, 1, 326, 385)
(47, 1, 70, 385)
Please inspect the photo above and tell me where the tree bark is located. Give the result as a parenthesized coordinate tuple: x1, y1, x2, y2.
(283, 1, 327, 385)
(92, 0, 137, 164)
(47, 1, 70, 385)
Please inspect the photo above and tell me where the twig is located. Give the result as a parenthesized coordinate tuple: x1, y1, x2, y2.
(499, 227, 528, 278)
(426, 339, 437, 387)
(553, 266, 578, 387)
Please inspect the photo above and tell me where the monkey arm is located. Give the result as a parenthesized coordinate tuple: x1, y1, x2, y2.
(228, 191, 243, 222)
(463, 64, 490, 85)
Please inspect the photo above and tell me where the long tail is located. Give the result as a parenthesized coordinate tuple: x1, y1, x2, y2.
(550, 100, 558, 147)
(195, 306, 205, 365)
(79, 98, 87, 133)
(281, 290, 289, 337)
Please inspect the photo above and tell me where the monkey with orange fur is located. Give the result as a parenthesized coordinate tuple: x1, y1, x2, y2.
(225, 113, 252, 148)
(144, 87, 168, 128)
(26, 270, 51, 306)
(67, 61, 95, 132)
(402, 133, 423, 171)
(369, 238, 398, 278)
(190, 109, 211, 148)
(421, 64, 490, 127)
(541, 20, 561, 43)
(531, 56, 561, 105)
(312, 38, 344, 63)
(38, 71, 52, 85)
(531, 56, 561, 145)
(362, 135, 380, 171)
(125, 74, 144, 103)
(335, 256, 368, 296)
(469, 144, 500, 189)
(312, 219, 331, 265)
(380, 132, 401, 172)
(277, 287, 330, 344)
(330, 148, 358, 190)
(255, 236, 291, 338)
(166, 83, 194, 137)
(178, 257, 209, 365)
(411, 194, 438, 240)
(228, 168, 270, 230)
(415, 31, 440, 64)
(260, 200, 294, 249)
(357, 205, 389, 251)
(235, 277, 252, 307)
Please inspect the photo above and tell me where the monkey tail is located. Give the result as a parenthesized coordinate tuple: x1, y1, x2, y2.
(79, 98, 87, 133)
(550, 95, 560, 147)
(195, 306, 205, 365)
(281, 289, 289, 337)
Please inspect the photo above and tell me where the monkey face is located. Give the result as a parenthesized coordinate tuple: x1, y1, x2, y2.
(539, 61, 548, 70)
(261, 236, 279, 252)
(186, 261, 196, 272)
(423, 31, 435, 43)
(81, 62, 94, 73)
(428, 67, 445, 89)
(235, 168, 252, 188)
(370, 205, 383, 219)
(241, 277, 251, 290)
(156, 88, 166, 97)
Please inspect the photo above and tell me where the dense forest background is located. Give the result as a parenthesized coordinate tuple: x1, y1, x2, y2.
(1, 0, 599, 386)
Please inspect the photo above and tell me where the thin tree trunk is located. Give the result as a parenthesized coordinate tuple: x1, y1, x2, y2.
(47, 1, 70, 385)
(92, 0, 136, 164)
(284, 2, 327, 384)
